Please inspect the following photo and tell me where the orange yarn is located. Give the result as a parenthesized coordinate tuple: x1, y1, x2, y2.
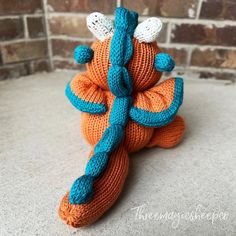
(59, 147, 129, 227)
(59, 38, 185, 227)
(87, 38, 162, 92)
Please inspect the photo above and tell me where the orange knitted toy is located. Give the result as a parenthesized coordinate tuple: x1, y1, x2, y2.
(59, 8, 185, 227)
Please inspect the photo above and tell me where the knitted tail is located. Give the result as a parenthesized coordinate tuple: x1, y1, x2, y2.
(69, 97, 131, 204)
(59, 145, 129, 227)
(68, 8, 137, 205)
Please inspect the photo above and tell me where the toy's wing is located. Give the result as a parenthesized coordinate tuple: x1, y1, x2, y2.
(65, 72, 107, 114)
(129, 77, 183, 127)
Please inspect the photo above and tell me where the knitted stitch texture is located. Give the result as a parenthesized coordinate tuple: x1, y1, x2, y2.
(59, 7, 185, 227)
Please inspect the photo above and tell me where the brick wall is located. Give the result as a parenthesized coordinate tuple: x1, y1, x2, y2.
(1, 0, 236, 81)
(0, 0, 52, 80)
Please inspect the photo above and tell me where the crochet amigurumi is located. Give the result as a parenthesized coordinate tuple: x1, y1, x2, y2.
(59, 7, 185, 227)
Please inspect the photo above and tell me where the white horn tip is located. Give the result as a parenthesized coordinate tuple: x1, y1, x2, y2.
(86, 12, 114, 41)
(134, 17, 163, 43)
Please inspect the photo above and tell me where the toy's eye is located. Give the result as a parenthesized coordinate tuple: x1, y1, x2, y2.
(74, 45, 94, 64)
(154, 53, 175, 72)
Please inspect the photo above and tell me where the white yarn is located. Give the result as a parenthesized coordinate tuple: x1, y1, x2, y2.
(86, 12, 114, 41)
(134, 17, 163, 43)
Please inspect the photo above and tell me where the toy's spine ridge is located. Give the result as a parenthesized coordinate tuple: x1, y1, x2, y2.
(68, 8, 138, 205)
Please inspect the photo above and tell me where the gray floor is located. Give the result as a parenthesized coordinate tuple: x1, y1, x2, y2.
(0, 71, 236, 236)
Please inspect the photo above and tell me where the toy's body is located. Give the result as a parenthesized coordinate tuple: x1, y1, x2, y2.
(59, 8, 185, 227)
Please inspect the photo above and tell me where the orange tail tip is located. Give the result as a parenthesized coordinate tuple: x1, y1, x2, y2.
(58, 146, 129, 227)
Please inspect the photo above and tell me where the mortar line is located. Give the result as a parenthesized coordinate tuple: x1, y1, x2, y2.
(196, 0, 204, 19)
(0, 13, 44, 19)
(49, 35, 94, 42)
(186, 47, 193, 67)
(139, 16, 236, 26)
(166, 22, 172, 44)
(42, 0, 54, 71)
(53, 56, 74, 62)
(159, 43, 236, 50)
(0, 38, 47, 45)
(48, 12, 115, 19)
(175, 66, 236, 74)
(22, 15, 29, 39)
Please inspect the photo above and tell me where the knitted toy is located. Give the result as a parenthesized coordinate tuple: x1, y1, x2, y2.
(59, 7, 185, 227)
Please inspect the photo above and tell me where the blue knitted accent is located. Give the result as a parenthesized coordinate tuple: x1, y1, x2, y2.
(74, 45, 93, 64)
(155, 53, 175, 72)
(69, 7, 138, 204)
(69, 174, 94, 204)
(68, 8, 184, 205)
(85, 153, 109, 177)
(65, 82, 106, 114)
(129, 77, 184, 127)
(94, 125, 124, 153)
(107, 66, 133, 97)
(109, 97, 132, 126)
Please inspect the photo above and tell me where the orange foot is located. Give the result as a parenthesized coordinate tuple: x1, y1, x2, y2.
(146, 115, 185, 148)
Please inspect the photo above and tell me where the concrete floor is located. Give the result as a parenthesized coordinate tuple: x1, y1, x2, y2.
(0, 71, 236, 236)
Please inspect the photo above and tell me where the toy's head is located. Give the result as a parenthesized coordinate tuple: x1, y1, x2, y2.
(74, 10, 173, 92)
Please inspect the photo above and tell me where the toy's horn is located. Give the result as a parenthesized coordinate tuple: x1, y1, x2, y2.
(134, 17, 163, 43)
(86, 12, 114, 41)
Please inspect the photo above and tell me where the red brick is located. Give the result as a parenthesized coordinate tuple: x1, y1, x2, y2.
(49, 16, 92, 38)
(0, 64, 29, 80)
(0, 0, 42, 14)
(172, 68, 235, 82)
(1, 40, 47, 64)
(199, 71, 235, 82)
(162, 48, 187, 66)
(191, 48, 236, 69)
(27, 17, 45, 38)
(47, 0, 115, 14)
(30, 60, 50, 73)
(200, 0, 236, 21)
(157, 23, 167, 43)
(52, 39, 92, 58)
(0, 18, 24, 41)
(171, 24, 236, 46)
(123, 0, 198, 18)
(53, 59, 85, 70)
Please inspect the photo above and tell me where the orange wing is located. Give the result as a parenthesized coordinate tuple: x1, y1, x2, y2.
(129, 77, 184, 127)
(65, 72, 107, 114)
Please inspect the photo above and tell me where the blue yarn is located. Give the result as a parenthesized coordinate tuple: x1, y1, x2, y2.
(109, 97, 132, 126)
(85, 153, 109, 177)
(69, 7, 138, 205)
(68, 7, 183, 205)
(69, 175, 94, 204)
(94, 125, 124, 154)
(107, 66, 133, 97)
(65, 82, 107, 114)
(129, 77, 184, 127)
(74, 45, 93, 64)
(155, 53, 175, 72)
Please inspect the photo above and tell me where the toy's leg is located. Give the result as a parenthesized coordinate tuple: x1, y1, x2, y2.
(146, 115, 185, 148)
(58, 145, 129, 227)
